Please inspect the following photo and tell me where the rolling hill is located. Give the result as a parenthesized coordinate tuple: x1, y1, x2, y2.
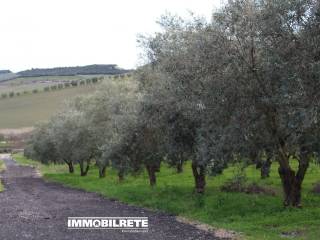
(0, 70, 18, 82)
(0, 84, 97, 128)
(0, 65, 133, 129)
(17, 64, 131, 77)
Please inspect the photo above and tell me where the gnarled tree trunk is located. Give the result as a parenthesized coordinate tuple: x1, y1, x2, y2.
(64, 160, 74, 173)
(278, 150, 309, 207)
(192, 162, 206, 193)
(67, 162, 74, 173)
(80, 161, 90, 176)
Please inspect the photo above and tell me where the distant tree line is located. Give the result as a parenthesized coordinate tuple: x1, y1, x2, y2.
(0, 74, 133, 100)
(0, 77, 104, 100)
(17, 65, 132, 77)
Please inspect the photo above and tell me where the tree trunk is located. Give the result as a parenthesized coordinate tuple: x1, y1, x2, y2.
(176, 161, 183, 173)
(255, 161, 262, 169)
(191, 162, 206, 193)
(292, 158, 309, 207)
(278, 152, 309, 207)
(80, 161, 90, 176)
(99, 166, 106, 178)
(64, 160, 74, 173)
(146, 165, 156, 186)
(261, 158, 272, 179)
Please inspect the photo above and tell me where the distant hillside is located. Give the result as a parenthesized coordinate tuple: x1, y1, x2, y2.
(0, 84, 97, 128)
(17, 64, 131, 77)
(0, 70, 18, 82)
(0, 70, 12, 75)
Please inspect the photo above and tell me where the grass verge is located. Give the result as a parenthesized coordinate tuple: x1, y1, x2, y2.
(0, 159, 6, 191)
(13, 153, 320, 240)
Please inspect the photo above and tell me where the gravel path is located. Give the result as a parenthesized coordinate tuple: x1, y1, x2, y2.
(0, 155, 220, 240)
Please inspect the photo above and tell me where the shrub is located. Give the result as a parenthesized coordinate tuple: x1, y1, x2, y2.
(1, 93, 8, 98)
(220, 164, 247, 193)
(64, 82, 71, 88)
(51, 85, 57, 91)
(58, 84, 63, 89)
(244, 183, 276, 196)
(220, 176, 247, 193)
(71, 81, 78, 87)
(79, 80, 85, 85)
(32, 89, 38, 94)
(9, 92, 15, 98)
(44, 86, 50, 92)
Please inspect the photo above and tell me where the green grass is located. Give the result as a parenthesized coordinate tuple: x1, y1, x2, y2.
(13, 153, 67, 174)
(0, 160, 6, 191)
(13, 153, 320, 240)
(0, 85, 97, 128)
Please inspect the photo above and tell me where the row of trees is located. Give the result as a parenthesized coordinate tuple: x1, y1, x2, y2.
(0, 77, 102, 100)
(25, 0, 320, 207)
(0, 74, 132, 100)
(17, 64, 130, 77)
(25, 79, 140, 176)
(1, 89, 39, 99)
(43, 77, 101, 91)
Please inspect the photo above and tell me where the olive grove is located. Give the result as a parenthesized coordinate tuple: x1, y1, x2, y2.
(25, 0, 320, 207)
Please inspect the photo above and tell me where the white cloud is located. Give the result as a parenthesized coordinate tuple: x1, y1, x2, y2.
(0, 0, 222, 72)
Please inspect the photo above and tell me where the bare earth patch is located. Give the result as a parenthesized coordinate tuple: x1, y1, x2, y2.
(176, 216, 241, 240)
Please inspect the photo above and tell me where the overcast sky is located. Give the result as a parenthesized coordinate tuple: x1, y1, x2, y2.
(0, 0, 222, 72)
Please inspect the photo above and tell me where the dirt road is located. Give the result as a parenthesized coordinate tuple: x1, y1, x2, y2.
(0, 156, 219, 240)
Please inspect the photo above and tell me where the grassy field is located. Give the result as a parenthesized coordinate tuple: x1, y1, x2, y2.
(13, 153, 320, 240)
(0, 75, 107, 94)
(0, 85, 97, 128)
(0, 75, 130, 129)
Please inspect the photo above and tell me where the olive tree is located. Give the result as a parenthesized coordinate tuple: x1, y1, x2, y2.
(138, 15, 231, 193)
(208, 0, 320, 207)
(83, 79, 141, 179)
(165, 112, 196, 173)
(140, 0, 320, 205)
(48, 114, 76, 173)
(24, 123, 59, 165)
(47, 98, 96, 176)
